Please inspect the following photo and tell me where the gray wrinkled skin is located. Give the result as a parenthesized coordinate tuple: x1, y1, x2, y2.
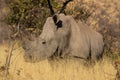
(22, 14, 104, 62)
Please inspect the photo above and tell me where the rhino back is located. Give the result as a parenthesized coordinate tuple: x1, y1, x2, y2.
(67, 16, 90, 59)
(78, 21, 104, 60)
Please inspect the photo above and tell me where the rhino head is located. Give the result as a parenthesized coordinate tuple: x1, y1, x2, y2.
(22, 0, 73, 62)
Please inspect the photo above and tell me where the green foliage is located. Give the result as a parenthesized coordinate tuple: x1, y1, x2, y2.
(104, 50, 120, 60)
(5, 0, 59, 37)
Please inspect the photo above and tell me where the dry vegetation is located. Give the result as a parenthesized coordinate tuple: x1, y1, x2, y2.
(0, 42, 117, 80)
(115, 60, 120, 80)
(0, 0, 120, 80)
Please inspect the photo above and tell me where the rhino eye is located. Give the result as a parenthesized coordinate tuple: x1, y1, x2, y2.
(42, 41, 46, 44)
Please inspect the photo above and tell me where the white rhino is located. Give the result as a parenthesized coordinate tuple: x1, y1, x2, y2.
(22, 0, 104, 62)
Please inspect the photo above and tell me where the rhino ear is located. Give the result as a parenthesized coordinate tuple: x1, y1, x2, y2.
(53, 15, 57, 24)
(59, 0, 73, 14)
(56, 20, 63, 29)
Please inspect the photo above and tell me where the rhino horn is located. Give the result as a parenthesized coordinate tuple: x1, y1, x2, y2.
(59, 0, 73, 14)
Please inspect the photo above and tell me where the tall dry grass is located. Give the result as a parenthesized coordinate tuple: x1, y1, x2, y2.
(0, 42, 117, 80)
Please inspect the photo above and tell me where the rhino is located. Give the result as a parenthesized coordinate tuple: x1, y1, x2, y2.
(22, 0, 104, 62)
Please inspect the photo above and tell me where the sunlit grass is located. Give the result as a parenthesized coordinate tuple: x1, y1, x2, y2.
(0, 43, 117, 80)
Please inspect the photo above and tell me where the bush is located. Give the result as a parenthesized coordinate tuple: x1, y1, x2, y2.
(5, 0, 59, 38)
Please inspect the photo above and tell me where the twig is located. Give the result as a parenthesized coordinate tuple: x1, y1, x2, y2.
(4, 41, 15, 80)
